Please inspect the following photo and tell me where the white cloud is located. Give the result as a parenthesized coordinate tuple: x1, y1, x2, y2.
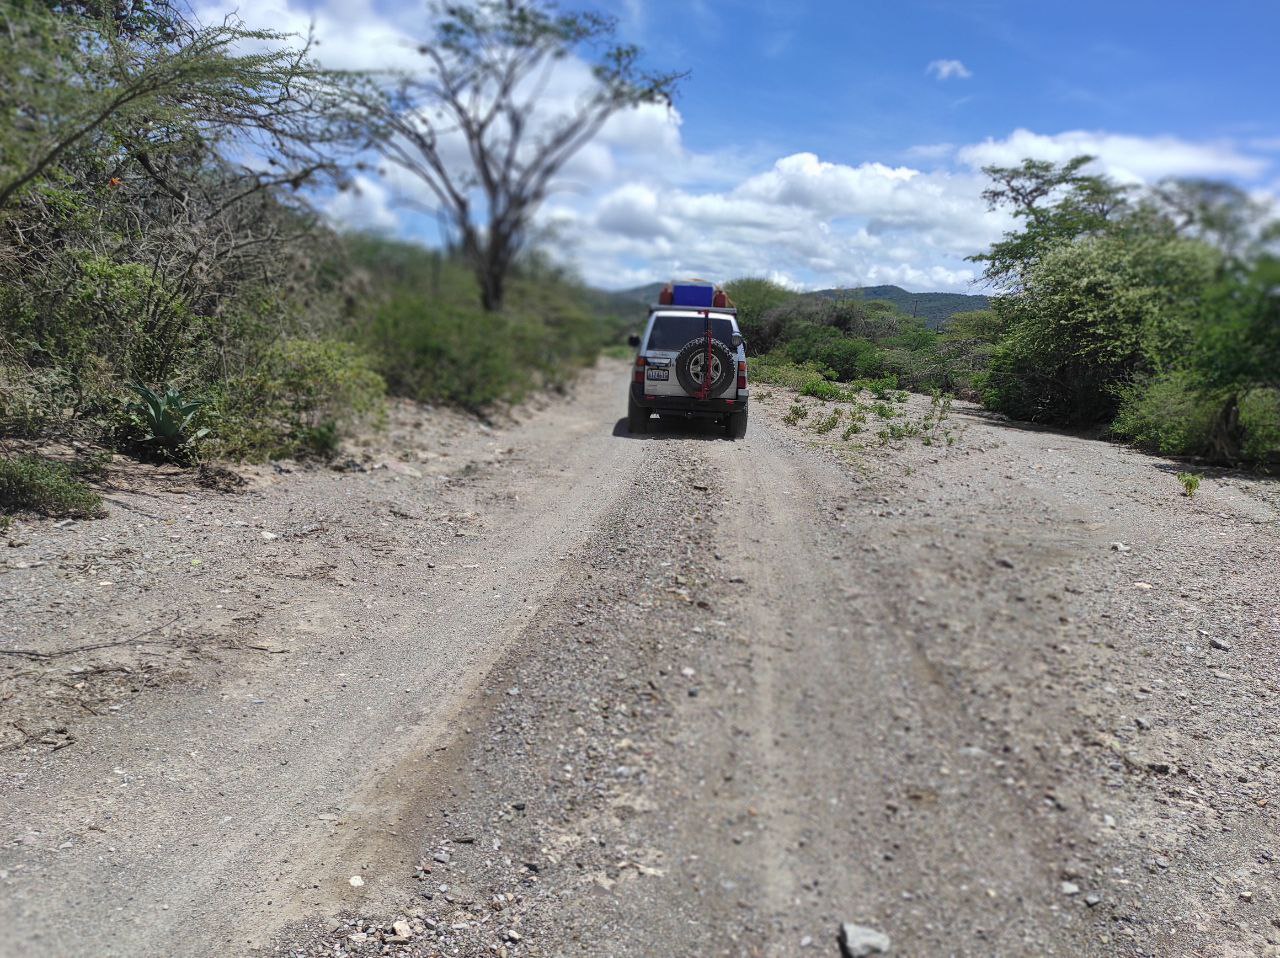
(926, 59, 972, 81)
(905, 142, 957, 162)
(958, 128, 1268, 182)
(324, 175, 399, 233)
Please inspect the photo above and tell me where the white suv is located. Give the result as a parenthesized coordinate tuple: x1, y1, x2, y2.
(626, 305, 749, 439)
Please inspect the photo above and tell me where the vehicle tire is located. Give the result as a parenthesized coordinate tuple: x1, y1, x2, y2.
(674, 337, 735, 399)
(726, 409, 748, 440)
(627, 396, 648, 433)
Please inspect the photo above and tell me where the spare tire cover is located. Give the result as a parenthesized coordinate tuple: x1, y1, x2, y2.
(674, 336, 735, 398)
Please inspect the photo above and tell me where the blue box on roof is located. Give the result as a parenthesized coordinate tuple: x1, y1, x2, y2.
(672, 281, 715, 307)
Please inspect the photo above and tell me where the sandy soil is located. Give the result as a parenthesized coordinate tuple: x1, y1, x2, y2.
(2, 362, 1278, 958)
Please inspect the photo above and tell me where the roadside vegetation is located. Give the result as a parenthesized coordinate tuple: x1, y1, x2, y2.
(0, 0, 654, 519)
(346, 239, 630, 412)
(734, 158, 1278, 468)
(970, 157, 1279, 466)
(731, 278, 988, 399)
(0, 455, 104, 520)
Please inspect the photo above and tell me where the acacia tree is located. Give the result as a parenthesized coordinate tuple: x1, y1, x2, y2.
(968, 155, 1133, 290)
(367, 0, 682, 311)
(0, 2, 363, 211)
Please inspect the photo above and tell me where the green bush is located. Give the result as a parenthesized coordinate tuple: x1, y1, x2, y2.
(212, 339, 385, 461)
(1240, 389, 1280, 463)
(1112, 374, 1280, 464)
(0, 455, 104, 518)
(980, 235, 1220, 425)
(723, 278, 796, 349)
(783, 327, 885, 381)
(1111, 371, 1221, 456)
(801, 379, 855, 402)
(347, 239, 608, 410)
(748, 356, 828, 391)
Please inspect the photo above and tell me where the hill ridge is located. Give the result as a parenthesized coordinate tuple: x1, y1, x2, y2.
(608, 282, 988, 327)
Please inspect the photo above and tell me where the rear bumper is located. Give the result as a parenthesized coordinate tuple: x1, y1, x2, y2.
(630, 383, 748, 418)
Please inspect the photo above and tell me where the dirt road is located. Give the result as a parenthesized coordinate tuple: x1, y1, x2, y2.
(2, 362, 1278, 957)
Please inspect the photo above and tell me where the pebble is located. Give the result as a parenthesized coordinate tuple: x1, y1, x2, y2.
(1061, 881, 1080, 896)
(839, 922, 891, 957)
(1209, 637, 1232, 651)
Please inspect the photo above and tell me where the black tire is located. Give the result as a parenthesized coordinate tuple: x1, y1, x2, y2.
(674, 337, 735, 398)
(726, 410, 748, 440)
(627, 396, 648, 433)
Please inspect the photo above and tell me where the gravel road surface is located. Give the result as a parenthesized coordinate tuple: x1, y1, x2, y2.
(2, 361, 1277, 957)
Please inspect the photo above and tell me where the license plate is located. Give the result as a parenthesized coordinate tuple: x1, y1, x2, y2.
(646, 368, 670, 381)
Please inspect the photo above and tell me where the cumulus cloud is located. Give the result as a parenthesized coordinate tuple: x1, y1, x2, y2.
(926, 59, 972, 81)
(958, 129, 1268, 182)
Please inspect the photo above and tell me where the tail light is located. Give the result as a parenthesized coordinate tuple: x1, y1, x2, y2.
(633, 355, 645, 384)
(737, 360, 747, 390)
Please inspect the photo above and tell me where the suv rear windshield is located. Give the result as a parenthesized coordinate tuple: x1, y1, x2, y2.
(647, 315, 735, 351)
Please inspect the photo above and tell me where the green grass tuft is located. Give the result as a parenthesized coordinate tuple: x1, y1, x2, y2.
(0, 455, 105, 519)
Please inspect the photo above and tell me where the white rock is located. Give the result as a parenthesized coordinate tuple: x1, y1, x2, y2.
(348, 875, 364, 887)
(839, 922, 891, 956)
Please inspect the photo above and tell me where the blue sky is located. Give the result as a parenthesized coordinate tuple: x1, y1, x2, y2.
(205, 0, 1280, 292)
(600, 0, 1279, 163)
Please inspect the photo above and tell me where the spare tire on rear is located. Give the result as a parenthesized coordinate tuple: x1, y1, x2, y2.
(674, 336, 735, 399)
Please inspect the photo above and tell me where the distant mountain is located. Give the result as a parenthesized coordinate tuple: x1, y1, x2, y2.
(804, 285, 989, 328)
(607, 282, 988, 329)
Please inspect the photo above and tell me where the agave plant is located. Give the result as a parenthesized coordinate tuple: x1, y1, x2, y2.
(126, 381, 210, 454)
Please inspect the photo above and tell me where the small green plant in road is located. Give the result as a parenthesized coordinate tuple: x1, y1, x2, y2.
(784, 403, 809, 425)
(125, 382, 210, 461)
(839, 401, 869, 440)
(0, 455, 104, 518)
(1177, 472, 1202, 497)
(919, 391, 956, 447)
(878, 420, 922, 442)
(929, 390, 954, 421)
(872, 402, 899, 420)
(813, 410, 841, 434)
(801, 379, 844, 401)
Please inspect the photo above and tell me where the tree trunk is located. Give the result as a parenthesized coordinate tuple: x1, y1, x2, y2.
(1207, 393, 1241, 464)
(467, 231, 506, 312)
(478, 265, 505, 312)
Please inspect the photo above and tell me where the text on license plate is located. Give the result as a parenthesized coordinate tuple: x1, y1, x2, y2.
(646, 368, 670, 381)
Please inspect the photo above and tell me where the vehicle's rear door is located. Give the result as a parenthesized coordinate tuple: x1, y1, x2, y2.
(641, 311, 735, 398)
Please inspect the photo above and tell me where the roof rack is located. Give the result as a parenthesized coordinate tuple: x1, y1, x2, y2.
(648, 304, 738, 316)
